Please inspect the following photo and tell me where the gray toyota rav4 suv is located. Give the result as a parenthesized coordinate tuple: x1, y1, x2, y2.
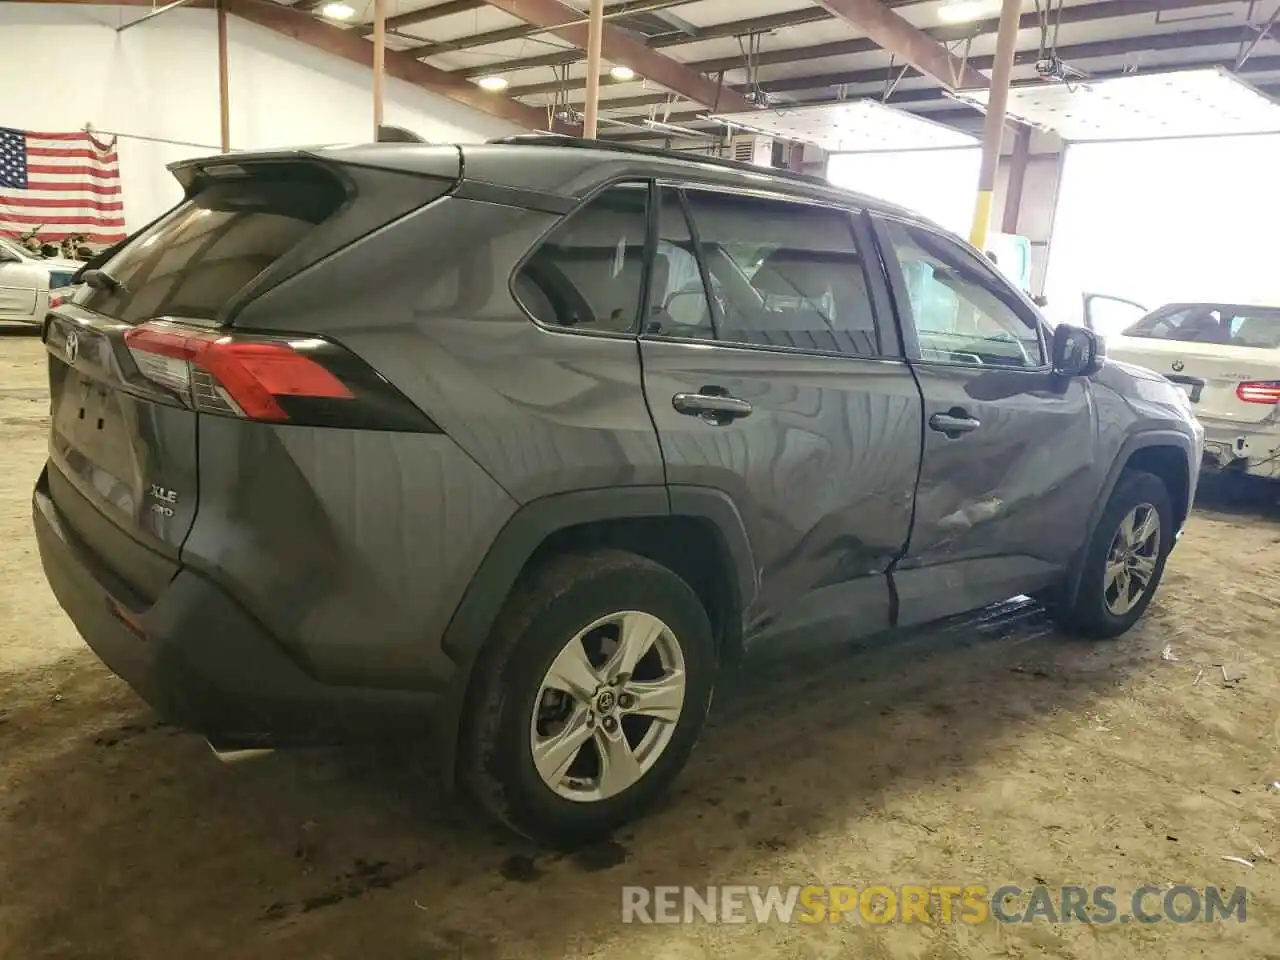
(34, 136, 1202, 845)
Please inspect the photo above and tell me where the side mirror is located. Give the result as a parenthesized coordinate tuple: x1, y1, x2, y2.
(1052, 323, 1104, 377)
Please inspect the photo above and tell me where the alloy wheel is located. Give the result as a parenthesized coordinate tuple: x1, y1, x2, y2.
(529, 611, 687, 803)
(1103, 502, 1161, 616)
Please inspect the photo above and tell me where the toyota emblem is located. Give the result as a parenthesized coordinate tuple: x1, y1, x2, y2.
(64, 330, 79, 364)
(1171, 359, 1184, 372)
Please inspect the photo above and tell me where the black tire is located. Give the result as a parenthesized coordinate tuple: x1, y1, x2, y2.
(1052, 469, 1173, 639)
(459, 548, 716, 847)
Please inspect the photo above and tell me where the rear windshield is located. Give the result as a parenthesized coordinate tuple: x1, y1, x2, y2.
(1124, 304, 1280, 349)
(80, 166, 346, 324)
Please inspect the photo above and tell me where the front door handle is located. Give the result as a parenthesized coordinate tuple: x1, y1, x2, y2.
(929, 410, 981, 438)
(672, 389, 753, 426)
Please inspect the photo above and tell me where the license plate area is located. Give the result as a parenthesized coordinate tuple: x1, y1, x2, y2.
(53, 369, 131, 473)
(1166, 373, 1205, 404)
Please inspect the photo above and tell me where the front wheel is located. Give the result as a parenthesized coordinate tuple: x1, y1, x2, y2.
(1050, 469, 1174, 639)
(460, 549, 716, 847)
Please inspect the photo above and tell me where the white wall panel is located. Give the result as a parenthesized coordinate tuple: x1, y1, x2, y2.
(0, 4, 521, 230)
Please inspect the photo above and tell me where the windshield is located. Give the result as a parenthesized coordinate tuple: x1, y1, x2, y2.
(1123, 304, 1280, 348)
(0, 236, 33, 261)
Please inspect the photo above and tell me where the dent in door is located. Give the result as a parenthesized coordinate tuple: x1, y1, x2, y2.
(908, 365, 1097, 569)
(642, 343, 922, 633)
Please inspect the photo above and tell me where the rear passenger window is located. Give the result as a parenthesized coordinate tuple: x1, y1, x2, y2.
(514, 184, 648, 334)
(645, 187, 714, 339)
(682, 190, 879, 356)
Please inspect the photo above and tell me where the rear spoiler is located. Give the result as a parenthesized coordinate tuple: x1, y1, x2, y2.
(75, 142, 461, 287)
(376, 125, 427, 143)
(73, 150, 318, 284)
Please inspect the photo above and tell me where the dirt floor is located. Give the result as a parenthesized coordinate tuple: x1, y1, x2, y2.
(2, 324, 1279, 959)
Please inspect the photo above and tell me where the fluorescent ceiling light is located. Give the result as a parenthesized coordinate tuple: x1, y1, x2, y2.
(938, 0, 993, 23)
(319, 1, 355, 19)
(609, 65, 637, 81)
(477, 75, 509, 91)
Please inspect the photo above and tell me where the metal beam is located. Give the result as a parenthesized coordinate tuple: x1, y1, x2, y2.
(501, 0, 1241, 97)
(116, 0, 203, 30)
(598, 54, 1280, 138)
(597, 73, 1280, 144)
(7, 0, 213, 6)
(814, 0, 986, 90)
(750, 23, 1271, 94)
(460, 5, 859, 79)
(405, 0, 690, 59)
(383, 0, 487, 32)
(475, 0, 754, 111)
(580, 22, 1276, 117)
(222, 0, 552, 130)
(443, 0, 934, 75)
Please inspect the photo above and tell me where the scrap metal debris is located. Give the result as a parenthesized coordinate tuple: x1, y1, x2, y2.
(1221, 856, 1256, 868)
(1222, 664, 1247, 684)
(1161, 644, 1179, 662)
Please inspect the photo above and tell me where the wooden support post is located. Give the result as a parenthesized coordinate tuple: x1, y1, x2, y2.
(373, 0, 386, 136)
(969, 0, 1021, 250)
(1001, 123, 1032, 234)
(217, 0, 230, 152)
(583, 0, 605, 138)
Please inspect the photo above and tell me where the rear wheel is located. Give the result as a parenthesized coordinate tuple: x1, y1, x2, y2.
(1050, 469, 1173, 639)
(460, 549, 715, 847)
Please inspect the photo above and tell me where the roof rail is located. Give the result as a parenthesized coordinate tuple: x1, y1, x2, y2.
(487, 134, 829, 189)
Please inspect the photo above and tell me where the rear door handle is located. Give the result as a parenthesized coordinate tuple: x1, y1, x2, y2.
(672, 390, 753, 426)
(929, 411, 981, 438)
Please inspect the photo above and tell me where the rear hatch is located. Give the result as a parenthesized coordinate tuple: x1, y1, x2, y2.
(44, 149, 459, 604)
(1108, 303, 1280, 425)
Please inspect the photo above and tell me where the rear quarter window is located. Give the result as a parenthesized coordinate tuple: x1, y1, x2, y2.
(79, 166, 346, 324)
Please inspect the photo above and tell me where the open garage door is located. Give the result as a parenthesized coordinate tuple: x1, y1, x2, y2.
(1043, 134, 1280, 328)
(827, 147, 981, 238)
(956, 68, 1280, 327)
(706, 100, 981, 236)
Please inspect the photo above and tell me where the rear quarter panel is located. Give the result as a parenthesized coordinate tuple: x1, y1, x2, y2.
(238, 196, 666, 502)
(181, 417, 517, 690)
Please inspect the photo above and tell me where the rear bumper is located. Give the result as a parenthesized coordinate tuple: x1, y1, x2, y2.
(1199, 417, 1280, 478)
(33, 468, 442, 745)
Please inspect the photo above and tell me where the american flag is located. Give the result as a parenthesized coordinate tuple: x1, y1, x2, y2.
(0, 128, 126, 247)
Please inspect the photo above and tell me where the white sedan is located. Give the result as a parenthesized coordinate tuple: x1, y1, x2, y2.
(0, 236, 81, 327)
(1086, 294, 1280, 479)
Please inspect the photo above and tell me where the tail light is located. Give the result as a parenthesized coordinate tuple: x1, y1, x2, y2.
(122, 320, 437, 432)
(1235, 381, 1280, 405)
(49, 289, 71, 309)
